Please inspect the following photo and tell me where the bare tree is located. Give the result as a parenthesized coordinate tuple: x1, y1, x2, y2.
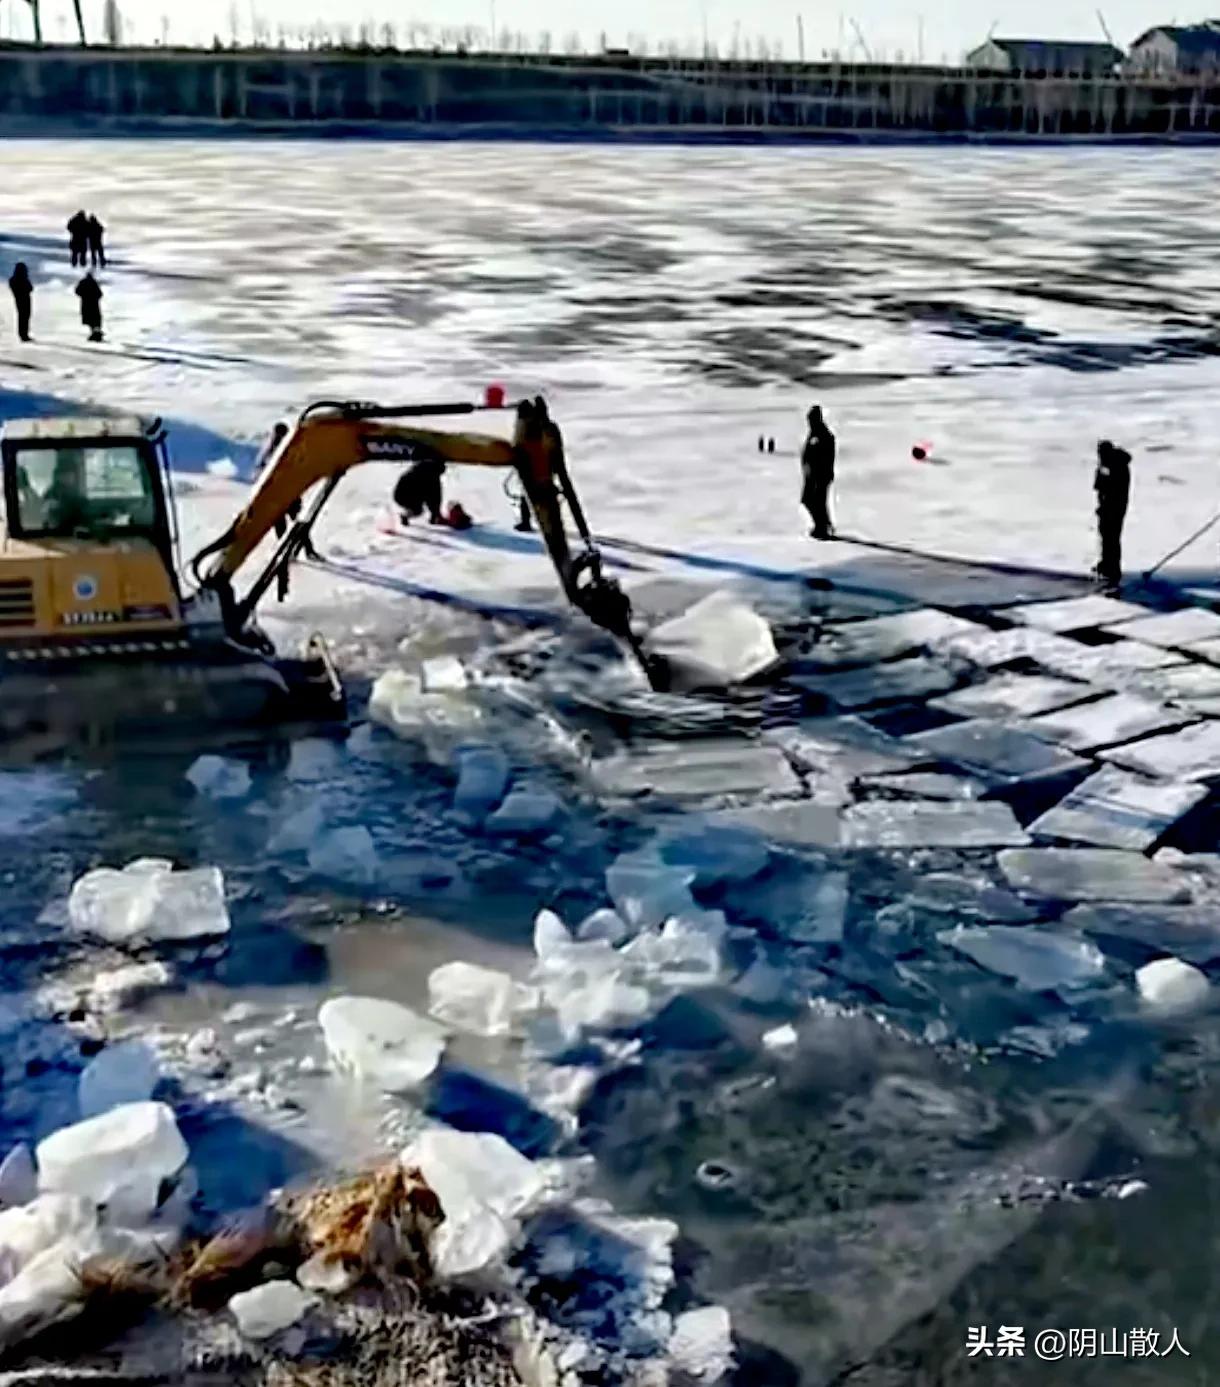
(380, 21, 396, 49)
(103, 0, 121, 43)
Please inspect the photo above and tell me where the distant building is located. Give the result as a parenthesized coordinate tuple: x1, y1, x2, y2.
(1127, 22, 1220, 75)
(966, 38, 1123, 75)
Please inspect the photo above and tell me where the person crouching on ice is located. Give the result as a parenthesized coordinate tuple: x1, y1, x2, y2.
(393, 455, 446, 526)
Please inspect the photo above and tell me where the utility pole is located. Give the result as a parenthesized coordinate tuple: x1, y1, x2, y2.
(849, 17, 871, 60)
(796, 12, 805, 61)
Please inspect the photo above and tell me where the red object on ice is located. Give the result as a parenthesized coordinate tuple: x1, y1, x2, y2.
(446, 502, 474, 531)
(484, 383, 506, 409)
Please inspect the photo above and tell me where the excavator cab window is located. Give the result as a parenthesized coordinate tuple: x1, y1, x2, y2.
(5, 440, 163, 542)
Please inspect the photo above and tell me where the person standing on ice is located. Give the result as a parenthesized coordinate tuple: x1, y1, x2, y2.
(1093, 439, 1131, 593)
(75, 271, 104, 343)
(67, 210, 89, 268)
(801, 404, 836, 540)
(8, 263, 32, 343)
(85, 215, 106, 269)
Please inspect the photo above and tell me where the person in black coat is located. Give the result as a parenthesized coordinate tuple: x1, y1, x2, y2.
(8, 263, 32, 342)
(67, 210, 89, 268)
(393, 455, 446, 526)
(75, 272, 104, 342)
(86, 214, 106, 269)
(801, 404, 837, 540)
(1094, 439, 1131, 591)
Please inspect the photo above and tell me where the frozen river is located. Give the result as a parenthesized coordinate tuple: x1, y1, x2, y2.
(2, 140, 1220, 1383)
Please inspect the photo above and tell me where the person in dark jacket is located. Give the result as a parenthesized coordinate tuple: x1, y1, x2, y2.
(8, 263, 32, 343)
(67, 210, 89, 268)
(801, 405, 836, 540)
(1094, 439, 1131, 592)
(86, 214, 106, 269)
(393, 455, 446, 526)
(75, 272, 104, 342)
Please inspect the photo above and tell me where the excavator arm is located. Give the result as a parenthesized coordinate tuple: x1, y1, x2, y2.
(190, 397, 651, 674)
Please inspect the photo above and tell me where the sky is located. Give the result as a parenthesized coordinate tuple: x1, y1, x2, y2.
(4, 0, 1185, 63)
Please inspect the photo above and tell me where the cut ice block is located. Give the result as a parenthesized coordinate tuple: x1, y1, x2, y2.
(428, 961, 515, 1038)
(1035, 639, 1188, 683)
(790, 656, 958, 709)
(1065, 904, 1220, 964)
(1030, 767, 1206, 851)
(931, 675, 1096, 721)
(307, 826, 378, 887)
(1137, 957, 1210, 1014)
(36, 1102, 188, 1221)
(484, 789, 561, 837)
(452, 746, 509, 824)
(555, 975, 654, 1041)
(402, 1128, 546, 1279)
(762, 1024, 798, 1052)
(907, 873, 1036, 922)
(368, 669, 485, 757)
(905, 719, 1086, 786)
(1007, 595, 1150, 633)
(1137, 662, 1220, 705)
(318, 996, 446, 1093)
(186, 755, 251, 801)
(644, 590, 778, 690)
(621, 915, 724, 989)
(998, 849, 1192, 905)
(78, 1039, 160, 1119)
(859, 772, 987, 801)
(68, 862, 230, 944)
(1104, 607, 1220, 649)
(939, 925, 1105, 993)
(803, 609, 982, 668)
(594, 738, 802, 803)
(658, 823, 770, 887)
(937, 626, 1084, 670)
(844, 801, 1029, 850)
(709, 800, 843, 851)
(0, 1194, 95, 1277)
(1023, 693, 1193, 753)
(1102, 720, 1220, 783)
(229, 1281, 315, 1340)
(606, 854, 696, 929)
(421, 656, 469, 693)
(669, 1305, 735, 1382)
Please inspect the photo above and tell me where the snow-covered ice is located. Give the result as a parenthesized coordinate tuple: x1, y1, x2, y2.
(318, 996, 446, 1093)
(1007, 595, 1151, 633)
(1104, 608, 1220, 650)
(428, 961, 516, 1037)
(939, 926, 1107, 993)
(78, 1039, 161, 1118)
(36, 1102, 188, 1221)
(185, 754, 252, 801)
(644, 589, 777, 689)
(68, 861, 230, 945)
(1136, 958, 1211, 1014)
(229, 1280, 316, 1340)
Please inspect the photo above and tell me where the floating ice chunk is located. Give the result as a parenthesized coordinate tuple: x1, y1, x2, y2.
(998, 848, 1191, 905)
(402, 1129, 545, 1279)
(658, 823, 770, 887)
(368, 669, 484, 758)
(68, 862, 230, 944)
(318, 996, 446, 1093)
(622, 915, 724, 989)
(938, 926, 1106, 994)
(645, 589, 777, 690)
(577, 908, 629, 946)
(229, 1280, 315, 1340)
(534, 908, 574, 962)
(1137, 958, 1210, 1015)
(670, 1305, 735, 1382)
(267, 800, 326, 856)
(421, 656, 469, 693)
(787, 871, 849, 944)
(605, 853, 696, 930)
(287, 738, 344, 782)
(186, 755, 251, 801)
(88, 961, 173, 1014)
(307, 826, 378, 887)
(485, 789, 561, 838)
(36, 1103, 188, 1222)
(0, 1147, 36, 1210)
(556, 975, 654, 1042)
(0, 1194, 95, 1281)
(428, 961, 515, 1037)
(78, 1039, 160, 1118)
(762, 1024, 798, 1053)
(452, 746, 510, 824)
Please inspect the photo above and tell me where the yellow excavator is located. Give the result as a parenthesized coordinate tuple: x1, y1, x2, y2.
(0, 395, 652, 745)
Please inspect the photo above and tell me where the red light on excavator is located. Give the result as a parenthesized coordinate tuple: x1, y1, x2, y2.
(484, 384, 506, 409)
